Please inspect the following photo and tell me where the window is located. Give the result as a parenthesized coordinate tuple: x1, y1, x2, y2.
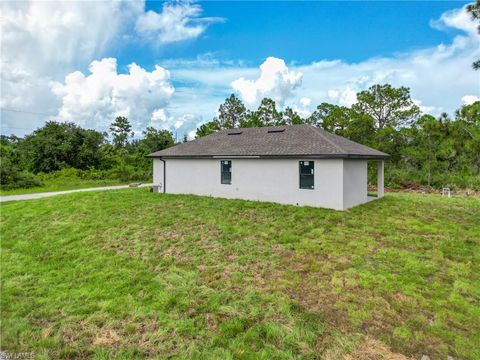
(299, 161, 314, 189)
(221, 160, 232, 184)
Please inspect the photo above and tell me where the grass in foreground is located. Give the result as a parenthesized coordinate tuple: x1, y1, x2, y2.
(1, 190, 479, 359)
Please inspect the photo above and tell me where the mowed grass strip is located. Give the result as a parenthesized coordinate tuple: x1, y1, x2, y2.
(1, 189, 479, 359)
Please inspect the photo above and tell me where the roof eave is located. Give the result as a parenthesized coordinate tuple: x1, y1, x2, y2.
(147, 153, 389, 160)
(146, 152, 163, 158)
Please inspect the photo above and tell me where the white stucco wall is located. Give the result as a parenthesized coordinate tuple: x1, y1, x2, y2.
(153, 158, 370, 210)
(343, 160, 368, 209)
(153, 158, 344, 209)
(153, 159, 164, 192)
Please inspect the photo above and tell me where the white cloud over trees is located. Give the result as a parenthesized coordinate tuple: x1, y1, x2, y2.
(0, 0, 220, 135)
(231, 57, 303, 108)
(0, 0, 143, 133)
(50, 58, 174, 131)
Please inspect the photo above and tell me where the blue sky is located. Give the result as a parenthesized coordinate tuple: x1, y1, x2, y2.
(122, 1, 469, 66)
(1, 1, 479, 138)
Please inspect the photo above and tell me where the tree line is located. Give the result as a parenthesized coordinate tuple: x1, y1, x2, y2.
(195, 85, 479, 190)
(1, 83, 479, 191)
(0, 117, 175, 189)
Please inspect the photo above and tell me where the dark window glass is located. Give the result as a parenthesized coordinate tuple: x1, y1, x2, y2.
(221, 160, 232, 184)
(299, 161, 314, 189)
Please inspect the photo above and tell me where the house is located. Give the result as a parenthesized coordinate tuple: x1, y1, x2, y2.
(148, 124, 388, 210)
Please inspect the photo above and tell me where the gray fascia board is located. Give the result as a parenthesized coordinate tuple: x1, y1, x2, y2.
(149, 153, 389, 160)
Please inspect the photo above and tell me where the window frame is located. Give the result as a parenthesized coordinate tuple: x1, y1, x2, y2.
(299, 160, 315, 190)
(220, 160, 232, 185)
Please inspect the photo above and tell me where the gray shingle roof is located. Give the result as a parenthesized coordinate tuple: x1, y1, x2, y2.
(148, 124, 389, 159)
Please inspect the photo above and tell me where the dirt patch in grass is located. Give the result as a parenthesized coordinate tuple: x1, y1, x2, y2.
(343, 337, 412, 360)
(92, 329, 120, 346)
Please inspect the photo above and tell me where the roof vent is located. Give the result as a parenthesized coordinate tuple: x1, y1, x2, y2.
(227, 131, 243, 135)
(267, 128, 285, 133)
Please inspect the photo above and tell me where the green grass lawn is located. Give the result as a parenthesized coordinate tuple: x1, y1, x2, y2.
(0, 180, 131, 196)
(1, 190, 479, 359)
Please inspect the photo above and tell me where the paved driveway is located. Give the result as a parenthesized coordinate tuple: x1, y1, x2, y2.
(0, 184, 152, 203)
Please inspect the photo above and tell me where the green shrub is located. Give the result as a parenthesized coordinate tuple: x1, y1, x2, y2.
(0, 157, 43, 190)
(382, 166, 480, 191)
(13, 171, 43, 189)
(106, 165, 150, 182)
(37, 168, 81, 182)
(35, 166, 149, 184)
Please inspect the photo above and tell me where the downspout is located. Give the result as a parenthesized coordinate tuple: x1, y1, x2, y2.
(160, 158, 166, 193)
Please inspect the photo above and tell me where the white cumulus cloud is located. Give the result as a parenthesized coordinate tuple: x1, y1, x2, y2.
(50, 58, 174, 132)
(231, 57, 303, 108)
(0, 0, 143, 134)
(430, 5, 479, 36)
(135, 1, 224, 44)
(461, 95, 480, 105)
(295, 4, 479, 116)
(326, 88, 358, 107)
(151, 110, 199, 138)
(0, 0, 218, 136)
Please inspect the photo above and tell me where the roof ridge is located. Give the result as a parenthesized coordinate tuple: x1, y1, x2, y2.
(232, 124, 299, 131)
(311, 126, 347, 154)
